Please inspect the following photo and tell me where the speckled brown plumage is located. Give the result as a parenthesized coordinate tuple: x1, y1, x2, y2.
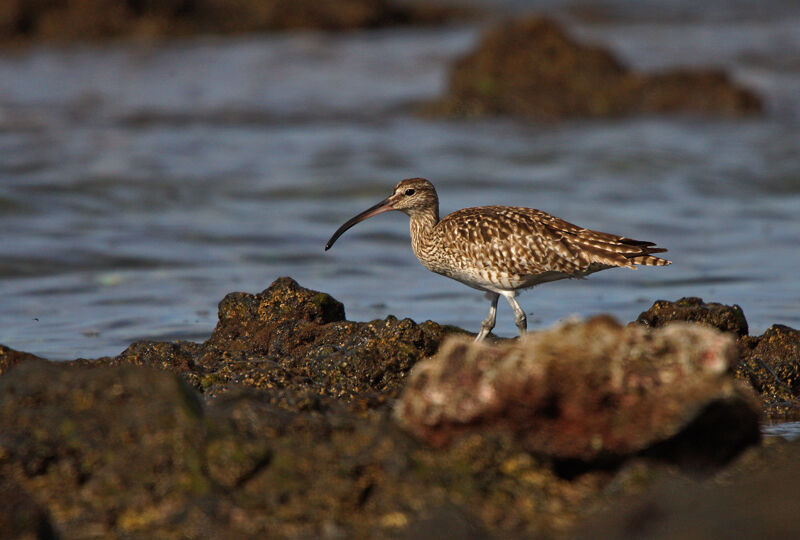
(326, 177, 670, 340)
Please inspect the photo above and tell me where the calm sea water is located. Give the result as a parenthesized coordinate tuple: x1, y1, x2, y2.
(1, 2, 799, 360)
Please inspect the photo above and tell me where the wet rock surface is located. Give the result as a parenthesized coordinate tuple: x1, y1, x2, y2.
(1, 279, 798, 538)
(395, 317, 759, 469)
(423, 16, 762, 120)
(0, 0, 469, 43)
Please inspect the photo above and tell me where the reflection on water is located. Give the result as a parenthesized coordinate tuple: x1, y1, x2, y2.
(1, 4, 799, 360)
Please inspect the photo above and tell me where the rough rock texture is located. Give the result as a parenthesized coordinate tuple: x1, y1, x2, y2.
(76, 277, 454, 412)
(636, 297, 749, 337)
(395, 316, 760, 468)
(738, 324, 800, 419)
(0, 0, 468, 43)
(423, 16, 762, 120)
(0, 281, 791, 539)
(0, 359, 608, 538)
(0, 360, 227, 539)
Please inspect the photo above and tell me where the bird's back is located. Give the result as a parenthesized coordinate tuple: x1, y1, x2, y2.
(412, 205, 669, 292)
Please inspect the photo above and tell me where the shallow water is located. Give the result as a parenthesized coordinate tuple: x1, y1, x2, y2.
(1, 3, 799, 360)
(762, 421, 800, 441)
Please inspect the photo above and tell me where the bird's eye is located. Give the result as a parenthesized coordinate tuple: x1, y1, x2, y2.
(405, 189, 415, 196)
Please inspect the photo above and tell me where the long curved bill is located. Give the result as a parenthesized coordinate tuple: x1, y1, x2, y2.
(324, 197, 395, 250)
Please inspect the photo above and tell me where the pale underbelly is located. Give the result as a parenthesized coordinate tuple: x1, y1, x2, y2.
(431, 266, 578, 293)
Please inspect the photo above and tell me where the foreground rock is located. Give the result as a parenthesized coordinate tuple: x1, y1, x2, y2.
(576, 438, 800, 539)
(0, 343, 44, 376)
(0, 359, 610, 538)
(79, 277, 453, 412)
(637, 297, 800, 420)
(395, 317, 760, 470)
(0, 0, 469, 43)
(0, 280, 793, 538)
(422, 16, 762, 120)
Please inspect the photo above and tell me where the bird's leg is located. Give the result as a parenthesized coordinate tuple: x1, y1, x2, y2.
(502, 291, 527, 337)
(475, 292, 499, 342)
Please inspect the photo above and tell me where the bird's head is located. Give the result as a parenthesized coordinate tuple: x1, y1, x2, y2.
(324, 177, 438, 250)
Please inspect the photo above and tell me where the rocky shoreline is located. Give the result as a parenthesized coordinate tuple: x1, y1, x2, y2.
(1, 277, 799, 538)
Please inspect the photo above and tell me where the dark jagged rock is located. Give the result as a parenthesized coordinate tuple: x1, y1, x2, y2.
(0, 0, 470, 43)
(422, 16, 762, 121)
(636, 297, 749, 337)
(84, 277, 454, 411)
(737, 324, 800, 419)
(395, 317, 760, 469)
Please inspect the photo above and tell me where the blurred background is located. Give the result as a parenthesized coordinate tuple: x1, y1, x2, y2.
(1, 0, 798, 360)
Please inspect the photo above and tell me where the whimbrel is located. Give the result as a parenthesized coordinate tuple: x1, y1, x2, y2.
(325, 178, 670, 341)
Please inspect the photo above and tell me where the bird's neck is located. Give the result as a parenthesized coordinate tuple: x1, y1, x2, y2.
(409, 206, 439, 258)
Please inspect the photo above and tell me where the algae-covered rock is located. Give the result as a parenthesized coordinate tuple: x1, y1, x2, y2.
(395, 316, 760, 468)
(0, 284, 793, 539)
(0, 360, 217, 538)
(87, 277, 454, 411)
(0, 357, 608, 538)
(423, 16, 762, 120)
(737, 324, 800, 419)
(637, 296, 749, 337)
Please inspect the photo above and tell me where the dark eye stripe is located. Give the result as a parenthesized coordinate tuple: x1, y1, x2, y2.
(405, 189, 415, 196)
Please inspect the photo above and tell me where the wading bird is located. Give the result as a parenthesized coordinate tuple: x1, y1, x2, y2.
(325, 178, 670, 341)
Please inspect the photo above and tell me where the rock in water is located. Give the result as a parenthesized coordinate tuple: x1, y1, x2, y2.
(423, 16, 762, 120)
(395, 316, 760, 469)
(636, 297, 749, 337)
